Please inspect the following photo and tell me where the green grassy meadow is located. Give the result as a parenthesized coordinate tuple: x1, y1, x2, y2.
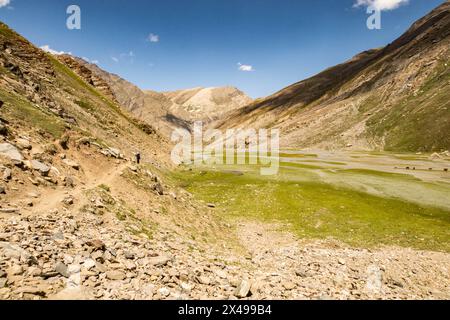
(170, 157, 450, 252)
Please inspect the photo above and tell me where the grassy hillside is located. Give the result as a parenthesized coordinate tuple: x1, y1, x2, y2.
(367, 57, 450, 152)
(0, 22, 168, 161)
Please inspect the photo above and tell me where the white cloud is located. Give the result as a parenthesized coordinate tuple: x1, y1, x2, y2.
(237, 63, 254, 72)
(111, 51, 134, 63)
(40, 45, 71, 56)
(82, 57, 99, 64)
(0, 0, 11, 8)
(354, 0, 409, 11)
(120, 51, 134, 58)
(147, 33, 159, 43)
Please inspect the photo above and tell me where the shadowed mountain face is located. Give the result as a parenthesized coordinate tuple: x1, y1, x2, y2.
(217, 2, 450, 152)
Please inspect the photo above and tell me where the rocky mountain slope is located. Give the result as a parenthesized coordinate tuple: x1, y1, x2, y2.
(217, 2, 450, 152)
(162, 86, 252, 124)
(60, 58, 252, 136)
(57, 55, 188, 137)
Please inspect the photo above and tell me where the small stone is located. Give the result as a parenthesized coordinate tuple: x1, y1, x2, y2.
(64, 176, 75, 188)
(143, 284, 155, 297)
(0, 207, 19, 213)
(249, 281, 261, 295)
(86, 239, 106, 251)
(0, 278, 7, 288)
(27, 267, 42, 277)
(94, 262, 107, 274)
(67, 264, 81, 275)
(30, 160, 50, 176)
(124, 252, 135, 260)
(27, 192, 40, 198)
(0, 123, 6, 136)
(16, 138, 32, 150)
(0, 186, 5, 194)
(83, 258, 95, 270)
(52, 232, 65, 241)
(16, 286, 47, 297)
(148, 255, 172, 267)
(103, 250, 112, 261)
(124, 261, 137, 271)
(106, 270, 126, 281)
(235, 280, 252, 298)
(215, 269, 227, 279)
(55, 262, 69, 278)
(94, 198, 105, 208)
(59, 135, 70, 150)
(169, 192, 177, 199)
(295, 269, 308, 278)
(7, 265, 24, 276)
(62, 159, 80, 170)
(91, 251, 104, 261)
(366, 265, 383, 294)
(151, 182, 164, 196)
(63, 195, 75, 205)
(2, 168, 12, 181)
(181, 282, 193, 292)
(28, 177, 39, 186)
(281, 281, 296, 290)
(196, 276, 211, 285)
(158, 287, 170, 297)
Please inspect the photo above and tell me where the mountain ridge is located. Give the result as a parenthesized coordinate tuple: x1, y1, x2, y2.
(57, 56, 252, 136)
(215, 2, 450, 152)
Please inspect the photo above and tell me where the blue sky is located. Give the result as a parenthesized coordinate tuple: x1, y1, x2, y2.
(0, 0, 445, 98)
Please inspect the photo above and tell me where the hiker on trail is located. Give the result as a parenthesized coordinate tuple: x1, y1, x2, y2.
(135, 151, 141, 164)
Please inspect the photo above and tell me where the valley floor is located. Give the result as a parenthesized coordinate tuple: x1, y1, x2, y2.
(1, 149, 449, 300)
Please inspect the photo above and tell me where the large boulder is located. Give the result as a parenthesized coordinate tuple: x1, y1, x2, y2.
(0, 143, 24, 162)
(30, 160, 50, 176)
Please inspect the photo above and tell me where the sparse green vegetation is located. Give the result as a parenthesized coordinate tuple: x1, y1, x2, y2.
(0, 88, 65, 138)
(367, 57, 450, 152)
(171, 166, 450, 252)
(75, 100, 95, 111)
(98, 184, 111, 192)
(280, 161, 328, 170)
(279, 153, 318, 158)
(334, 168, 421, 180)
